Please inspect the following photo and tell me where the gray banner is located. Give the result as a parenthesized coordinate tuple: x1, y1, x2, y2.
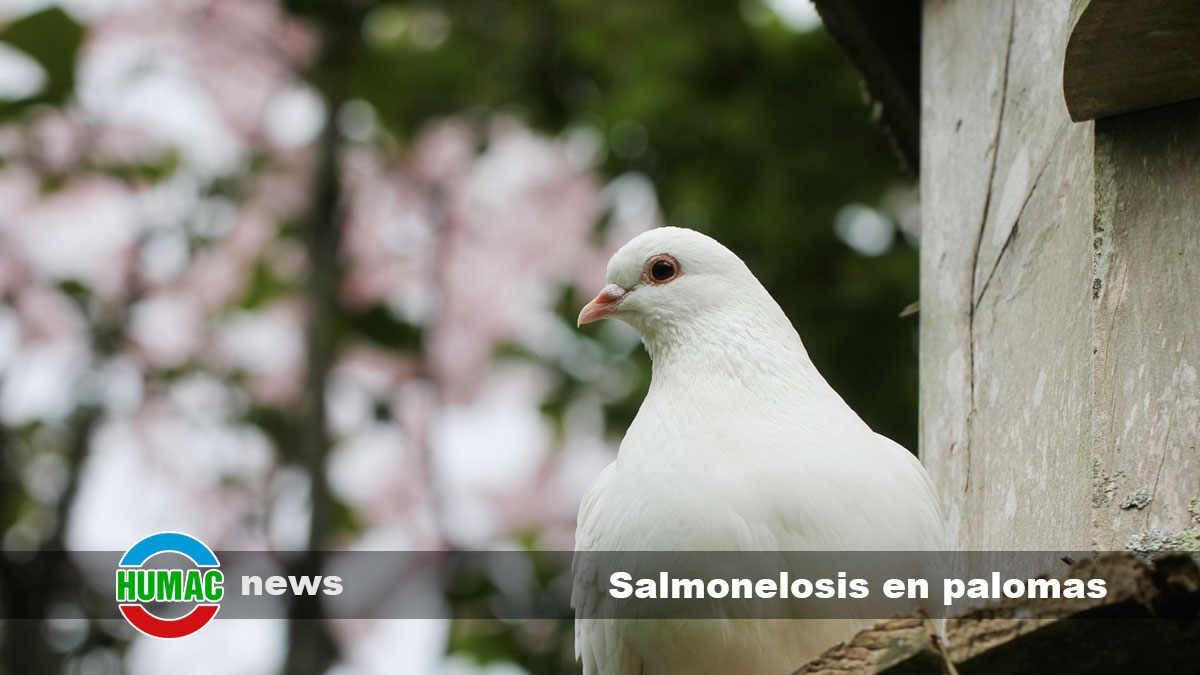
(1, 550, 1190, 620)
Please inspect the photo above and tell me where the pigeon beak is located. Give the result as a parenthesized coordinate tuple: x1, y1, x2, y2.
(577, 284, 628, 327)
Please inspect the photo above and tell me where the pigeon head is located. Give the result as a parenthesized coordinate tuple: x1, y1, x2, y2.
(578, 226, 825, 400)
(577, 227, 788, 342)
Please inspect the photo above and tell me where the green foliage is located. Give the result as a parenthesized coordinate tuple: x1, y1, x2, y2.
(238, 259, 298, 309)
(94, 150, 182, 185)
(445, 553, 577, 673)
(448, 620, 576, 673)
(35, 151, 182, 196)
(337, 303, 425, 352)
(600, 359, 651, 441)
(0, 8, 85, 118)
(328, 495, 365, 536)
(244, 405, 300, 459)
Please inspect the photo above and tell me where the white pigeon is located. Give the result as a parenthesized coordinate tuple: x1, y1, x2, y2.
(572, 227, 946, 675)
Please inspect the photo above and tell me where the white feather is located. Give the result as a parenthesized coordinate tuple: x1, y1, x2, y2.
(573, 228, 946, 675)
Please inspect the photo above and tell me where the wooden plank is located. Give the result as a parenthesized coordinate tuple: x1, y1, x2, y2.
(970, 0, 1077, 307)
(922, 0, 1094, 550)
(812, 0, 920, 173)
(1063, 0, 1200, 121)
(966, 122, 1095, 551)
(1089, 99, 1200, 550)
(919, 0, 1016, 549)
(922, 0, 1199, 555)
(791, 554, 1200, 674)
(948, 555, 1200, 674)
(792, 616, 949, 675)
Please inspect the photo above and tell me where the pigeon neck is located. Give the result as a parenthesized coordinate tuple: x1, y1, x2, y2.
(638, 300, 830, 404)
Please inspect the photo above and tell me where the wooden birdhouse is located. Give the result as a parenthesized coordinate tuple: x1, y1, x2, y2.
(816, 0, 1200, 552)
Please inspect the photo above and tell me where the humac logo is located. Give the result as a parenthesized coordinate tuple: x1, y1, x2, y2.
(115, 532, 223, 638)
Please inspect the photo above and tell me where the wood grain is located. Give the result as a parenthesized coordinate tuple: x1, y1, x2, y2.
(1063, 0, 1200, 121)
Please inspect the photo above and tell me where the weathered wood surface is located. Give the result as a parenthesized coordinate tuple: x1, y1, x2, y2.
(961, 0, 1093, 552)
(919, 0, 1016, 550)
(947, 554, 1200, 674)
(793, 616, 949, 675)
(966, 120, 1094, 552)
(1089, 100, 1200, 551)
(1063, 0, 1200, 121)
(921, 0, 1094, 550)
(794, 554, 1200, 675)
(921, 1, 1200, 552)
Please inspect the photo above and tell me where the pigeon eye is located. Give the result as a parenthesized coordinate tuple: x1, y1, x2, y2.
(643, 254, 680, 285)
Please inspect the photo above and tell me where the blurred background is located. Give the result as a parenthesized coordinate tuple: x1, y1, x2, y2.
(0, 0, 918, 673)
